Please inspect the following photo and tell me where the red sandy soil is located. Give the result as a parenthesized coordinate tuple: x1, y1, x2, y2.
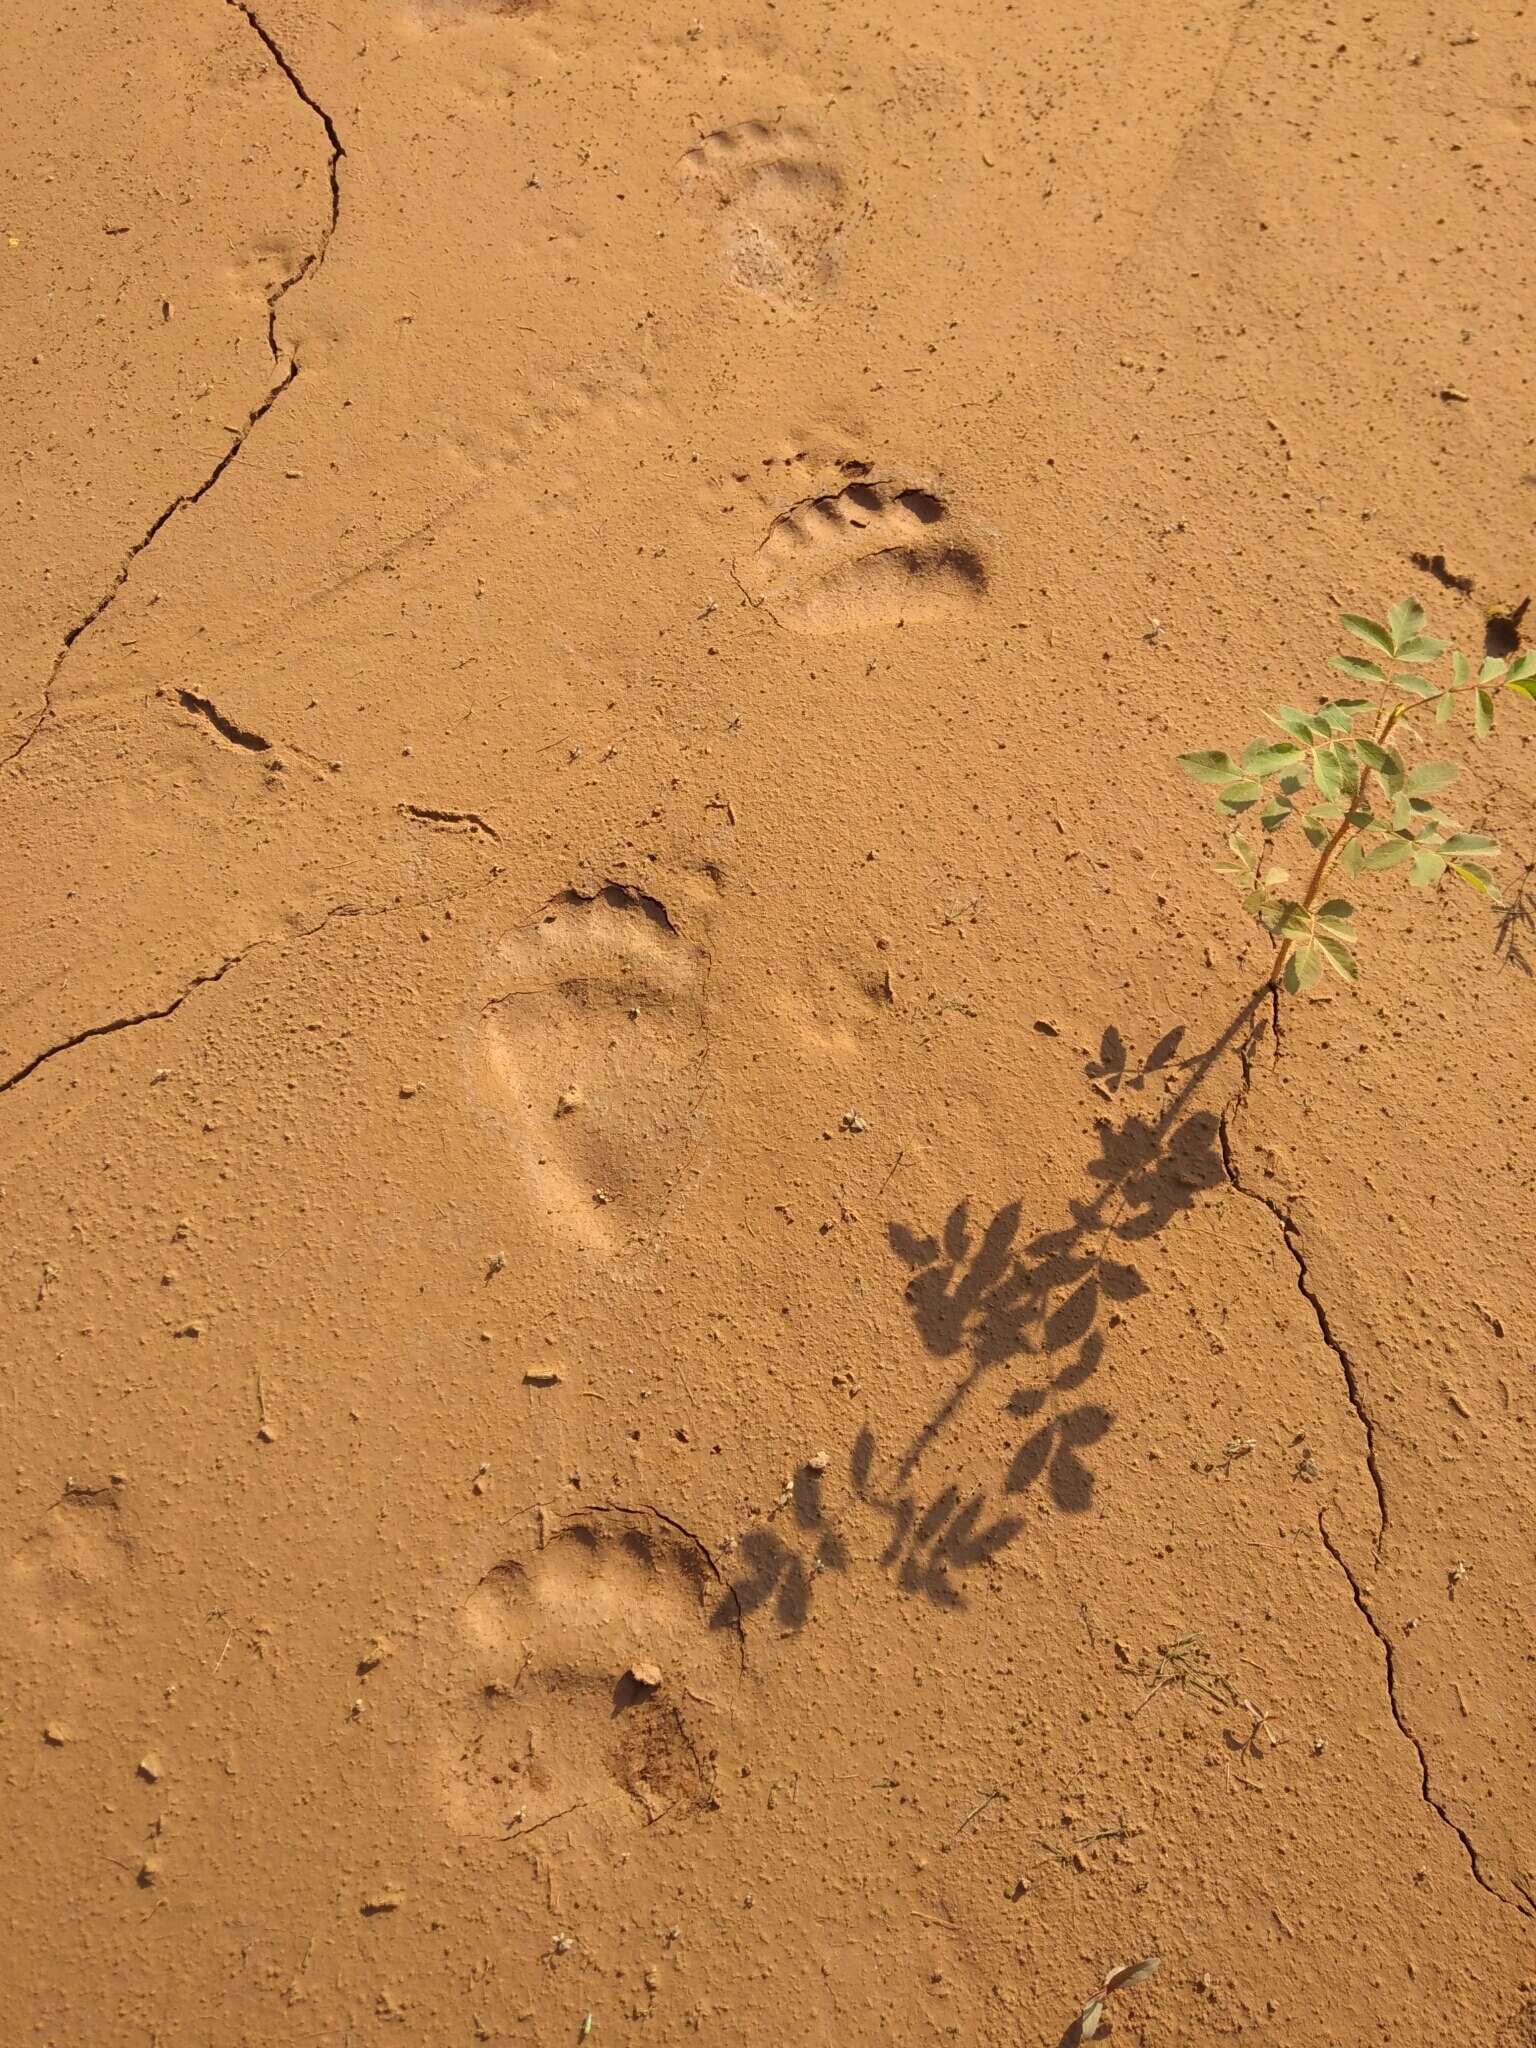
(3, 2, 1534, 2043)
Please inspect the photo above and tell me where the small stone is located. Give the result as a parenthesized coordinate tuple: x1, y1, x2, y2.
(174, 1323, 202, 1340)
(257, 1424, 277, 1443)
(398, 1083, 419, 1100)
(361, 1889, 405, 1915)
(839, 1110, 868, 1133)
(523, 1367, 563, 1387)
(137, 1756, 162, 1783)
(357, 1637, 392, 1676)
(137, 1858, 161, 1888)
(555, 1088, 582, 1116)
(807, 1450, 830, 1473)
(42, 1724, 68, 1747)
(628, 1662, 663, 1690)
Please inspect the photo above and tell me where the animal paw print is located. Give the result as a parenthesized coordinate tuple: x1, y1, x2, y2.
(740, 480, 988, 633)
(431, 1510, 741, 1840)
(681, 119, 847, 306)
(479, 885, 709, 1253)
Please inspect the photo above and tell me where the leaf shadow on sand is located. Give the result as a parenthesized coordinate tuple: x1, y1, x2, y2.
(713, 993, 1268, 1629)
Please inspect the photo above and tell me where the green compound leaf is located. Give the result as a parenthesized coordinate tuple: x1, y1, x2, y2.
(1474, 688, 1495, 738)
(1179, 750, 1239, 786)
(1386, 598, 1426, 650)
(1342, 613, 1394, 656)
(1330, 656, 1386, 685)
(1404, 760, 1459, 797)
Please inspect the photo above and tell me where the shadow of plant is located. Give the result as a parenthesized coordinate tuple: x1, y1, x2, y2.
(712, 1001, 1264, 1630)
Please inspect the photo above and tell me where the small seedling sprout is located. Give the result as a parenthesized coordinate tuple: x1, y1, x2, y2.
(1064, 1956, 1162, 2043)
(1180, 601, 1536, 992)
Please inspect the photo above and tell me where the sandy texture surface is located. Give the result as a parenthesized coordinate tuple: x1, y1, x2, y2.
(3, 1, 1535, 2042)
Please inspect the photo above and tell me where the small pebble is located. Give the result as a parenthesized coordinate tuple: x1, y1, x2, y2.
(524, 1367, 563, 1386)
(628, 1662, 663, 1690)
(137, 1756, 162, 1783)
(839, 1110, 868, 1133)
(361, 1889, 405, 1915)
(42, 1724, 68, 1747)
(807, 1451, 830, 1473)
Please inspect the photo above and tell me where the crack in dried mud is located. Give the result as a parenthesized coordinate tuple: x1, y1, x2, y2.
(2, 4, 343, 772)
(400, 803, 502, 841)
(1316, 1511, 1528, 1920)
(1216, 1039, 1528, 1923)
(0, 904, 365, 1100)
(0, 876, 489, 1104)
(1216, 1109, 1389, 1562)
(177, 689, 275, 753)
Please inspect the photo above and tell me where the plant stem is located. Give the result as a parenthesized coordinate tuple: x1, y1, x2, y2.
(1267, 697, 1407, 993)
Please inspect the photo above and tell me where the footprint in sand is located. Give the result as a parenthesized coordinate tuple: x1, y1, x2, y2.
(681, 119, 847, 306)
(431, 1510, 740, 1839)
(5, 1485, 135, 1659)
(480, 885, 709, 1253)
(740, 480, 988, 632)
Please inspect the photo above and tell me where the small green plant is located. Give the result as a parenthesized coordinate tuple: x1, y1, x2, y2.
(1180, 601, 1536, 992)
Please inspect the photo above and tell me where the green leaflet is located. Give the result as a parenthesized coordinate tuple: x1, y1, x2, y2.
(1330, 656, 1385, 685)
(1404, 760, 1459, 797)
(1394, 634, 1446, 664)
(1179, 750, 1238, 785)
(1440, 832, 1497, 856)
(1474, 688, 1494, 738)
(1361, 836, 1413, 872)
(1217, 777, 1264, 812)
(1283, 942, 1322, 993)
(1242, 738, 1305, 777)
(1409, 848, 1448, 887)
(1386, 598, 1426, 649)
(1450, 861, 1497, 897)
(1341, 613, 1393, 656)
(1315, 931, 1359, 981)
